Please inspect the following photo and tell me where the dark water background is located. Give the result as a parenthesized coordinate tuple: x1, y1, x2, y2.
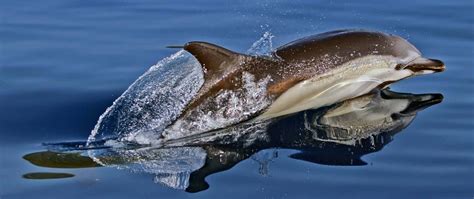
(1, 0, 473, 198)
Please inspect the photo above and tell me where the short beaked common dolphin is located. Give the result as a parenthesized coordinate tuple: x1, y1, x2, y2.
(168, 29, 444, 132)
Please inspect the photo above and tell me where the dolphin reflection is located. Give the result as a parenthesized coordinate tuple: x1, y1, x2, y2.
(23, 89, 442, 192)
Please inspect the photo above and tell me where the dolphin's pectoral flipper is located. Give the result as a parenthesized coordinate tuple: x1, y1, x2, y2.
(184, 42, 243, 79)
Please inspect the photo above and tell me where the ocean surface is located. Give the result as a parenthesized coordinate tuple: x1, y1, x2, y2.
(1, 0, 473, 198)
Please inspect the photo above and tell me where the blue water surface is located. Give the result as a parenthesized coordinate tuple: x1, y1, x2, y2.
(1, 0, 473, 198)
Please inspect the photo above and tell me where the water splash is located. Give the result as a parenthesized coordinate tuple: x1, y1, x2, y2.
(88, 32, 275, 145)
(162, 72, 272, 140)
(87, 50, 204, 145)
(246, 31, 274, 56)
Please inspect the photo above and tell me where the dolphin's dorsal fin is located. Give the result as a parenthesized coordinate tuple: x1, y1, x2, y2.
(184, 42, 242, 79)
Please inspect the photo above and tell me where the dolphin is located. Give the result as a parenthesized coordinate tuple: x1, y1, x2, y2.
(164, 29, 445, 136)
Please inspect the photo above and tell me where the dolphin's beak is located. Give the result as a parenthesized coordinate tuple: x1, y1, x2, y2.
(400, 57, 445, 73)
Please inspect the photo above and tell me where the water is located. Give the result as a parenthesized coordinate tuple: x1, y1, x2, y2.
(1, 0, 473, 198)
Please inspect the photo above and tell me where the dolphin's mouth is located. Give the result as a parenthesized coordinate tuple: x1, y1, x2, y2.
(397, 57, 445, 73)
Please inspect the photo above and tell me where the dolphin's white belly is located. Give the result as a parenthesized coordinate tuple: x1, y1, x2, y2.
(258, 55, 414, 120)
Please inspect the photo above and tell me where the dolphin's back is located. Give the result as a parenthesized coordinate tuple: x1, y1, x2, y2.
(274, 30, 421, 69)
